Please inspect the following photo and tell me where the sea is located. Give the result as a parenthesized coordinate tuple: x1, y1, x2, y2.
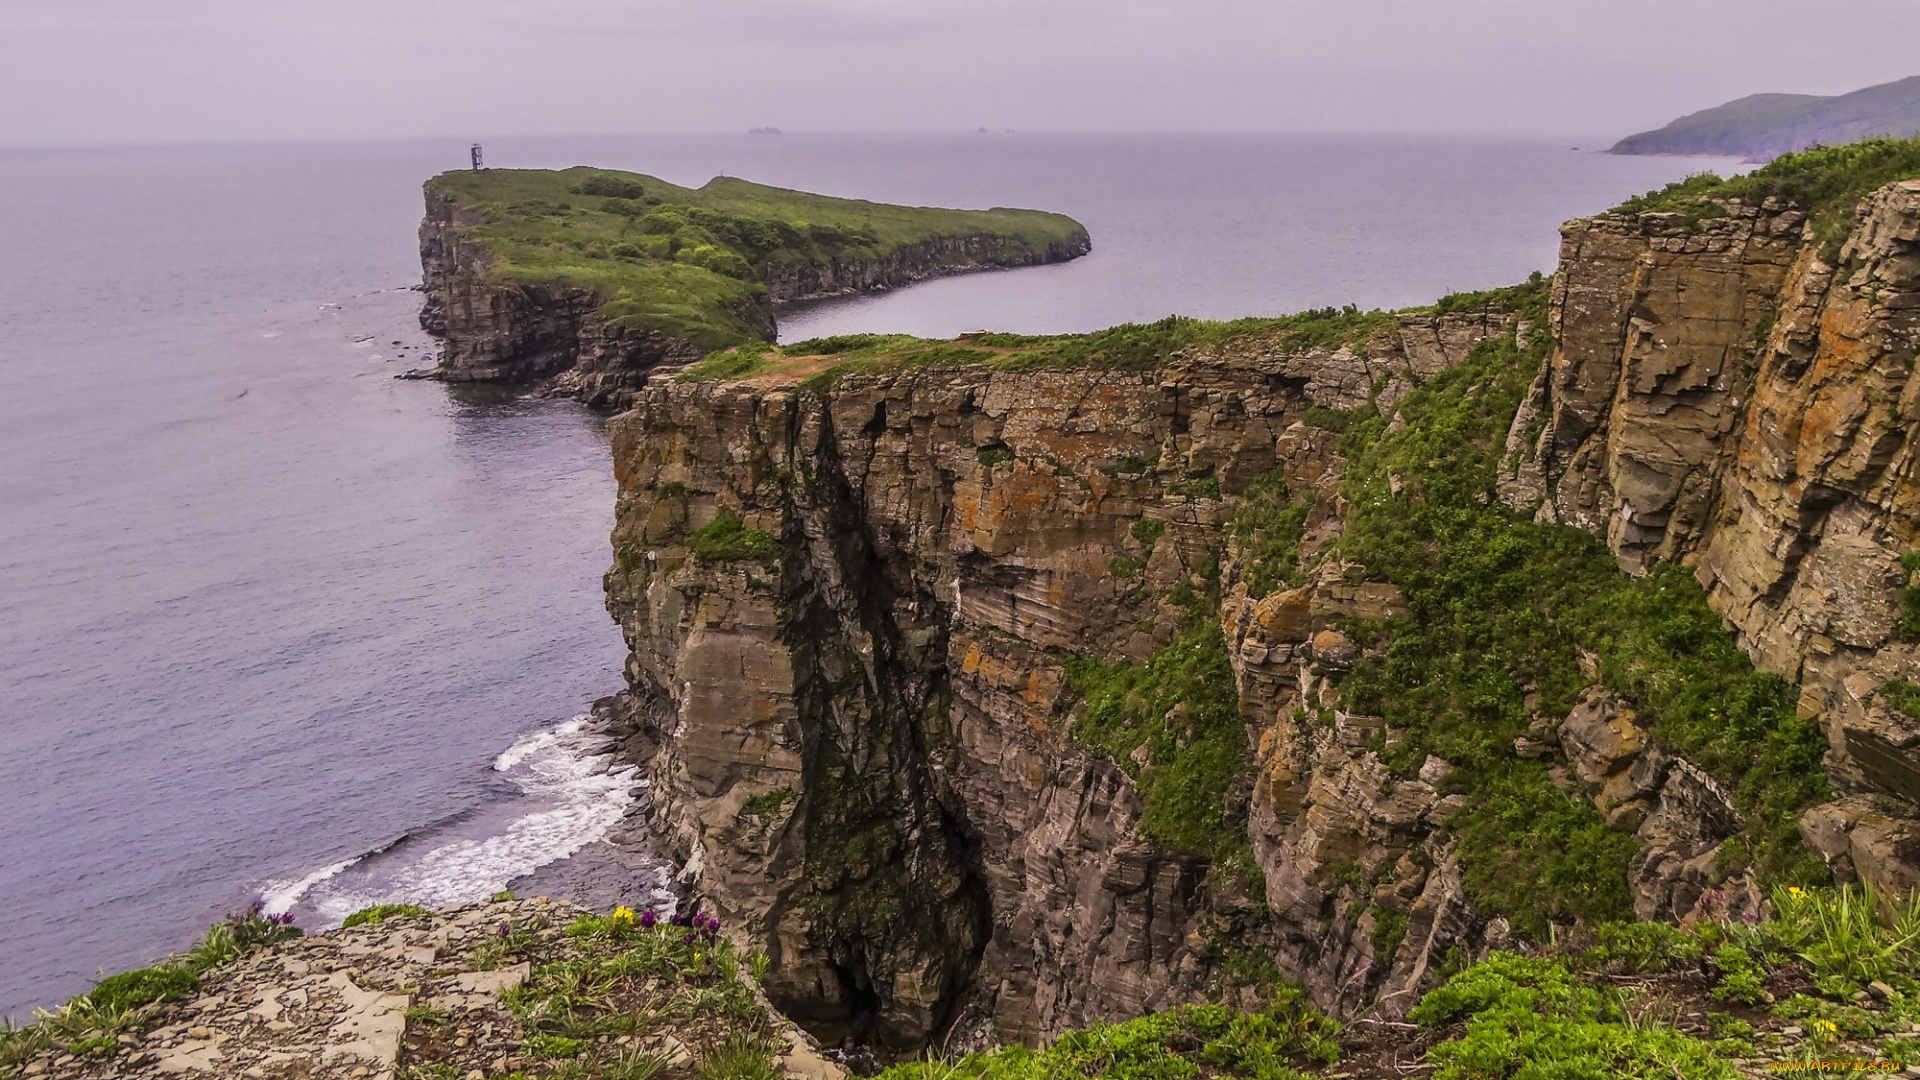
(0, 132, 1725, 1021)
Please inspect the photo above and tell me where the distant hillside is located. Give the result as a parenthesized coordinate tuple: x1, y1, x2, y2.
(1611, 75, 1920, 159)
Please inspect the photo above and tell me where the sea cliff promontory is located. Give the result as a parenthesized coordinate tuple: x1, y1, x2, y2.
(19, 144, 1920, 1080)
(597, 140, 1920, 1068)
(417, 167, 1090, 407)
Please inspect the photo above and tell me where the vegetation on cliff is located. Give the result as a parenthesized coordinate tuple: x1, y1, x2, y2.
(868, 882, 1920, 1077)
(1293, 276, 1829, 934)
(1613, 136, 1920, 257)
(675, 306, 1401, 388)
(876, 988, 1340, 1080)
(0, 898, 795, 1080)
(1064, 556, 1251, 866)
(427, 167, 1087, 349)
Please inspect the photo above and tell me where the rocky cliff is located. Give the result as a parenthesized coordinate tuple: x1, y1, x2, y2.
(598, 307, 1526, 1048)
(416, 172, 1092, 409)
(1501, 181, 1920, 900)
(597, 168, 1920, 1058)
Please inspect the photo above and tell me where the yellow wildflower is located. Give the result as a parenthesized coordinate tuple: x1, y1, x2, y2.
(611, 905, 635, 923)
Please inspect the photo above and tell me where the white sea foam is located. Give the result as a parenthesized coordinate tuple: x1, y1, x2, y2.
(259, 855, 362, 916)
(260, 715, 651, 926)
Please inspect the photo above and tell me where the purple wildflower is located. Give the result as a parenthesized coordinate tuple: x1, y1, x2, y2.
(1742, 910, 1759, 924)
(497, 922, 512, 937)
(684, 930, 697, 944)
(639, 910, 657, 929)
(670, 912, 688, 927)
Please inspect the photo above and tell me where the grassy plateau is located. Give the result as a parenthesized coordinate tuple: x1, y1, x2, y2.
(427, 167, 1087, 350)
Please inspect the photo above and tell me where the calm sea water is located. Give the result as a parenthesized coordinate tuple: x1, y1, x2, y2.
(0, 134, 1717, 1021)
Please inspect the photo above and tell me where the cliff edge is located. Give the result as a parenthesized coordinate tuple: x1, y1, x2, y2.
(416, 167, 1091, 408)
(599, 141, 1920, 1055)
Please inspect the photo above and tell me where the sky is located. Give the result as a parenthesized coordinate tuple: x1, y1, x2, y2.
(5, 0, 1920, 147)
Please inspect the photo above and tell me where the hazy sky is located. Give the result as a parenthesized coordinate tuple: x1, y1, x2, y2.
(6, 0, 1920, 147)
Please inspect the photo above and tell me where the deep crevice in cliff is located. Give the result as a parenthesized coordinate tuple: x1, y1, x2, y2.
(769, 398, 990, 1052)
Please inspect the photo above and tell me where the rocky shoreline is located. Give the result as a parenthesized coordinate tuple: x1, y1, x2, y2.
(5, 897, 843, 1080)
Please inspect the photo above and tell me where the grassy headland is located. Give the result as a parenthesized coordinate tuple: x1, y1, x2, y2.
(426, 167, 1088, 350)
(1613, 136, 1920, 257)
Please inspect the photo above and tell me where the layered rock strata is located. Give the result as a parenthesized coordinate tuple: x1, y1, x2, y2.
(601, 177, 1920, 1054)
(601, 313, 1514, 1047)
(1497, 183, 1920, 894)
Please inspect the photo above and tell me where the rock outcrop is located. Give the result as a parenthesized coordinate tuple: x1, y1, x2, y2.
(600, 314, 1513, 1046)
(594, 174, 1920, 1055)
(1499, 182, 1920, 900)
(5, 898, 841, 1080)
(417, 189, 1091, 409)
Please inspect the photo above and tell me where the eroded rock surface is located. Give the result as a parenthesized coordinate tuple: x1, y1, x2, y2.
(603, 317, 1510, 1044)
(597, 176, 1920, 1054)
(1499, 182, 1920, 900)
(12, 899, 838, 1080)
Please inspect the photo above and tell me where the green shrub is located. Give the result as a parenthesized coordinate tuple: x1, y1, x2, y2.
(572, 175, 648, 200)
(63, 1034, 117, 1057)
(1884, 678, 1920, 718)
(1583, 920, 1703, 974)
(526, 1032, 587, 1059)
(1705, 1011, 1753, 1039)
(1614, 138, 1920, 258)
(1708, 944, 1767, 1005)
(342, 903, 429, 929)
(1411, 953, 1737, 1080)
(1130, 518, 1166, 546)
(678, 346, 775, 381)
(1228, 470, 1313, 599)
(1065, 618, 1246, 860)
(875, 992, 1338, 1080)
(85, 966, 198, 1014)
(739, 787, 797, 816)
(686, 514, 781, 563)
(1166, 476, 1221, 499)
(977, 446, 1015, 467)
(1369, 908, 1408, 961)
(1895, 551, 1920, 641)
(1320, 299, 1828, 934)
(1884, 1036, 1920, 1066)
(657, 481, 690, 498)
(1766, 883, 1920, 996)
(696, 1033, 780, 1080)
(1299, 404, 1373, 433)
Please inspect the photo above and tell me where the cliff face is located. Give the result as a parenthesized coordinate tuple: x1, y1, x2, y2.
(762, 231, 1092, 306)
(417, 189, 1091, 409)
(600, 178, 1920, 1054)
(601, 312, 1512, 1047)
(1503, 181, 1920, 896)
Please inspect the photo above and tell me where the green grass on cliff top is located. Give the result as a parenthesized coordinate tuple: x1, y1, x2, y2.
(678, 277, 1552, 387)
(680, 307, 1416, 387)
(1612, 136, 1920, 256)
(427, 166, 1087, 349)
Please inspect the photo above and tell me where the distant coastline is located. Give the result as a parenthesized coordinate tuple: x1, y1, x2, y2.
(1611, 74, 1920, 160)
